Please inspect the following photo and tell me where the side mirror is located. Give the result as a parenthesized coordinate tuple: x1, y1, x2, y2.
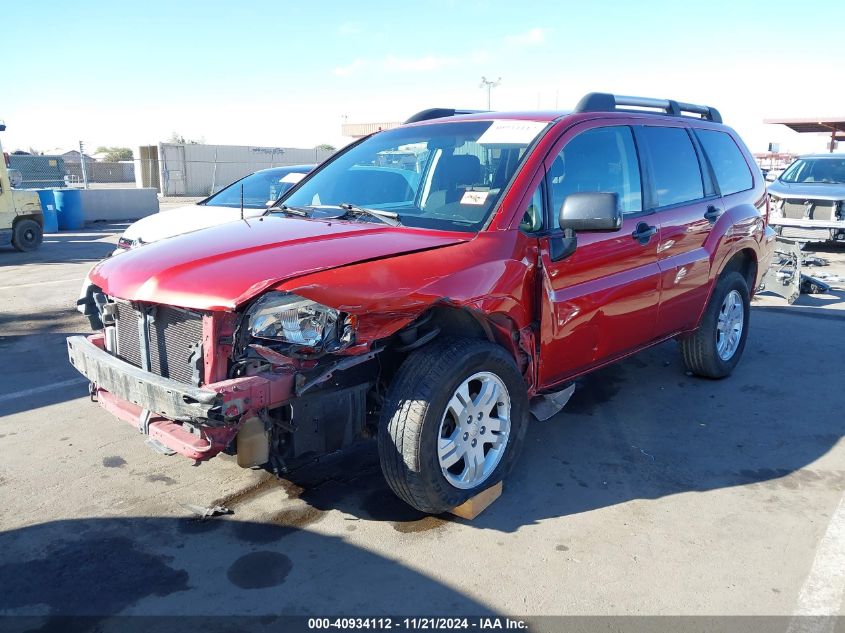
(559, 192, 622, 232)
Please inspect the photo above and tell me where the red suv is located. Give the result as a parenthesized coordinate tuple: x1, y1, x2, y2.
(69, 93, 775, 513)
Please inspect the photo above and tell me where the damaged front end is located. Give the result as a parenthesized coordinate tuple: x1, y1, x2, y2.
(68, 285, 414, 472)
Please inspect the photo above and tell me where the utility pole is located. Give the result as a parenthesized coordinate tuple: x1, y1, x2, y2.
(480, 76, 501, 110)
(78, 140, 89, 189)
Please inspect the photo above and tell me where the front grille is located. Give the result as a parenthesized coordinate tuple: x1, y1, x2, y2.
(113, 303, 204, 385)
(782, 199, 838, 221)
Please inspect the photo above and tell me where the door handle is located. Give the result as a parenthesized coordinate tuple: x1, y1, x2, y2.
(704, 205, 723, 223)
(631, 222, 657, 244)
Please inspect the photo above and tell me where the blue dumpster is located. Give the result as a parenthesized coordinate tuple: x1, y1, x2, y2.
(53, 189, 84, 230)
(32, 189, 59, 233)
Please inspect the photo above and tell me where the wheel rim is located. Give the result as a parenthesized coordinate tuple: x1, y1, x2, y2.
(716, 289, 744, 360)
(437, 371, 511, 490)
(23, 228, 35, 244)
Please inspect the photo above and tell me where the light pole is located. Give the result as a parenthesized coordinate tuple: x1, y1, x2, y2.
(480, 76, 501, 109)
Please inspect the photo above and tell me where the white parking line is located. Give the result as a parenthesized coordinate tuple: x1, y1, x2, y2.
(0, 378, 88, 404)
(787, 492, 845, 633)
(0, 277, 84, 291)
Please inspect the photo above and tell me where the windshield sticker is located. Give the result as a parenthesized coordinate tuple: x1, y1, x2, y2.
(460, 191, 489, 205)
(477, 120, 547, 145)
(280, 172, 306, 184)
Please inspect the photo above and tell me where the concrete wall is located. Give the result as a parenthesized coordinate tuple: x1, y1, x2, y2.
(79, 188, 159, 222)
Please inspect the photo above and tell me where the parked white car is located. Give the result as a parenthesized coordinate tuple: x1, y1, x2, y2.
(114, 164, 314, 254)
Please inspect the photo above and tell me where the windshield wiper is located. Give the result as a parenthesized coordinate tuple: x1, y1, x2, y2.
(338, 203, 401, 227)
(267, 204, 313, 217)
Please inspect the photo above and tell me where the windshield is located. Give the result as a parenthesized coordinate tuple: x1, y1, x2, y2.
(282, 120, 547, 232)
(204, 169, 307, 209)
(780, 158, 845, 184)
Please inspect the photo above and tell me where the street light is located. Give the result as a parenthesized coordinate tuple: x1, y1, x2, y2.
(480, 76, 501, 110)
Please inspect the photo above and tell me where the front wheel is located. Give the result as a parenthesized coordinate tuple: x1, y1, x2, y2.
(679, 271, 750, 379)
(378, 337, 529, 514)
(12, 219, 43, 252)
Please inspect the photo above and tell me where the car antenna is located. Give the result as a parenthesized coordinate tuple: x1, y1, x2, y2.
(240, 183, 244, 220)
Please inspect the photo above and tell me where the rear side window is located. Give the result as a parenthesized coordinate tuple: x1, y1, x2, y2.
(641, 127, 704, 207)
(549, 126, 642, 216)
(696, 129, 753, 195)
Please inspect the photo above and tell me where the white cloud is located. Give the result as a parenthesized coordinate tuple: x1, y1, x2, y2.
(337, 22, 361, 36)
(333, 59, 366, 77)
(504, 27, 546, 47)
(383, 55, 456, 72)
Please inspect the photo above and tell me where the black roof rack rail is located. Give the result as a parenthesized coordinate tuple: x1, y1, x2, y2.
(404, 108, 488, 124)
(574, 92, 722, 124)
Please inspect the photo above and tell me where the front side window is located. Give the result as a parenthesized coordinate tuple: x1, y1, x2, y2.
(641, 126, 704, 207)
(549, 126, 642, 217)
(204, 169, 306, 209)
(780, 158, 845, 184)
(696, 129, 753, 195)
(282, 120, 547, 233)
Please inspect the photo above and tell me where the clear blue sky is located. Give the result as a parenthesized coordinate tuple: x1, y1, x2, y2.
(3, 0, 843, 153)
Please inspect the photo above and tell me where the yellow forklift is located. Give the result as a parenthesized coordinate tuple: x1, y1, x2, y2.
(0, 121, 44, 251)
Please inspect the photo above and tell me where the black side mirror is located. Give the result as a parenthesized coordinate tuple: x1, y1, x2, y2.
(559, 192, 622, 232)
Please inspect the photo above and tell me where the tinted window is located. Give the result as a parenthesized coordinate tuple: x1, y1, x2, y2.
(549, 126, 642, 215)
(697, 130, 753, 195)
(642, 127, 704, 207)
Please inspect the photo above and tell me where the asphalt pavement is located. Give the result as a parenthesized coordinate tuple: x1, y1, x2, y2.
(0, 224, 842, 628)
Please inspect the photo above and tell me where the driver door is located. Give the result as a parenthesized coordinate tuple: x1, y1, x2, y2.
(536, 122, 661, 388)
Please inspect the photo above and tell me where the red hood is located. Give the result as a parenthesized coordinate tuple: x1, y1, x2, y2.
(91, 216, 469, 310)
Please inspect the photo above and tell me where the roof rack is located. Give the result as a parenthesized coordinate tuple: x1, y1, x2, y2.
(574, 92, 722, 124)
(404, 108, 488, 124)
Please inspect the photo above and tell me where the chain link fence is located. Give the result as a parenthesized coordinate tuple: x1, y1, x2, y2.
(9, 143, 336, 195)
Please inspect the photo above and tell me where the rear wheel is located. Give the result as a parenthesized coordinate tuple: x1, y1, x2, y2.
(12, 219, 43, 252)
(680, 271, 750, 378)
(378, 337, 529, 514)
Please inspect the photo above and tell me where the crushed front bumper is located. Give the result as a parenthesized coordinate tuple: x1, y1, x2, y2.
(66, 334, 296, 460)
(67, 335, 219, 420)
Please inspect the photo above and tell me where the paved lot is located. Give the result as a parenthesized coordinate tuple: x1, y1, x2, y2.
(0, 225, 843, 624)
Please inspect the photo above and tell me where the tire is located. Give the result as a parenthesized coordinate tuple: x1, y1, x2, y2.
(12, 219, 43, 252)
(378, 337, 529, 514)
(680, 271, 750, 379)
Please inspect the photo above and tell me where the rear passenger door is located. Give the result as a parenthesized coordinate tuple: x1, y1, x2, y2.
(537, 123, 661, 388)
(636, 125, 720, 336)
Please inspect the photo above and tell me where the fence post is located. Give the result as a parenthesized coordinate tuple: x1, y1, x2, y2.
(79, 140, 89, 189)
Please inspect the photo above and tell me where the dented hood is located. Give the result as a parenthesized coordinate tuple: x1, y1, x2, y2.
(90, 216, 469, 310)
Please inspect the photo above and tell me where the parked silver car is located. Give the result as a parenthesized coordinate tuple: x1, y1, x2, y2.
(768, 154, 845, 242)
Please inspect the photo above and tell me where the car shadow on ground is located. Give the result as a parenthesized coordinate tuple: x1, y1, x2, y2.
(266, 309, 843, 533)
(0, 517, 492, 625)
(0, 222, 127, 265)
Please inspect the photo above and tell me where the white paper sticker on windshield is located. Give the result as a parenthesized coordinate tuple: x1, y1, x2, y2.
(460, 191, 489, 205)
(280, 172, 306, 184)
(477, 120, 547, 145)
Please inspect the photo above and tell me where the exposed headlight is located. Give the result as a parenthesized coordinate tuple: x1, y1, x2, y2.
(247, 292, 339, 347)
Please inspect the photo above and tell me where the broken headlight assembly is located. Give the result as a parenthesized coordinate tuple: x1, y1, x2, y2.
(247, 292, 340, 348)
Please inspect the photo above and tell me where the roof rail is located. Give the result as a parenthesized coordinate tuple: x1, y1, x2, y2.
(404, 108, 488, 124)
(574, 92, 722, 124)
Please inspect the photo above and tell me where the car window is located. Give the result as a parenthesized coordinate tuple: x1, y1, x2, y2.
(696, 129, 753, 195)
(204, 170, 304, 209)
(520, 183, 545, 232)
(549, 126, 642, 217)
(284, 120, 545, 233)
(641, 126, 704, 207)
(780, 158, 845, 184)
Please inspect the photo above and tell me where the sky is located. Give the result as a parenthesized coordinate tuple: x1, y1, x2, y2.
(2, 0, 844, 156)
